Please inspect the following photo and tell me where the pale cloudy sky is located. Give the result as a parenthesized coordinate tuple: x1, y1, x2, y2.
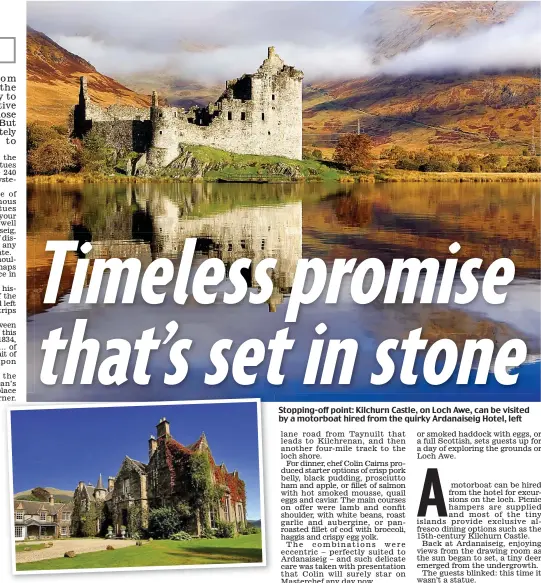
(27, 1, 541, 81)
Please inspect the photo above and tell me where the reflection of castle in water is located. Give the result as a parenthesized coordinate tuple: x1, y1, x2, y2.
(86, 183, 302, 310)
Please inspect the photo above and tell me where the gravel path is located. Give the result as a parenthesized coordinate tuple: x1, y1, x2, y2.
(16, 538, 136, 564)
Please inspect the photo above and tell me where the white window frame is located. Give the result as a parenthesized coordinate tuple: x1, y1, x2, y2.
(15, 526, 23, 538)
(62, 512, 70, 521)
(39, 511, 46, 521)
(61, 526, 68, 536)
(15, 511, 24, 521)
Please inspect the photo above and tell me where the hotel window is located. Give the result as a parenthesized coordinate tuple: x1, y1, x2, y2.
(39, 511, 46, 521)
(61, 527, 68, 536)
(240, 112, 246, 121)
(14, 526, 23, 538)
(227, 111, 232, 121)
(62, 512, 71, 521)
(272, 94, 275, 100)
(15, 511, 24, 521)
(47, 515, 53, 522)
(261, 113, 265, 121)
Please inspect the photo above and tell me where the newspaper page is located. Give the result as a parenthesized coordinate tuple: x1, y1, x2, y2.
(0, 1, 540, 583)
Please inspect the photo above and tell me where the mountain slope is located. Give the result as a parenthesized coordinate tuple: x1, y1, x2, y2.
(27, 27, 151, 125)
(301, 1, 539, 156)
(303, 70, 539, 155)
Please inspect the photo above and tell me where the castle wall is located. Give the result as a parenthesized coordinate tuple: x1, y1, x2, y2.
(90, 119, 152, 153)
(72, 78, 152, 153)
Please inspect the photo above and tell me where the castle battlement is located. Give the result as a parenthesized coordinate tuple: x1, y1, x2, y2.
(72, 47, 303, 170)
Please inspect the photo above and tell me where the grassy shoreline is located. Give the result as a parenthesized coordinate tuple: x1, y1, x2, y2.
(27, 170, 540, 184)
(374, 170, 541, 183)
(27, 143, 540, 184)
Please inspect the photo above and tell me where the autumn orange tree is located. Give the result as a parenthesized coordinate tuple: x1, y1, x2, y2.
(27, 122, 76, 175)
(27, 138, 76, 175)
(333, 133, 374, 170)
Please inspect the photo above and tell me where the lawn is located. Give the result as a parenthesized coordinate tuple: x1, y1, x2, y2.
(17, 534, 263, 571)
(15, 543, 48, 553)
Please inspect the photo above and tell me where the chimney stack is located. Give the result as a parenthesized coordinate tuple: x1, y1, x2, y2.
(48, 494, 54, 505)
(149, 435, 158, 459)
(157, 418, 170, 439)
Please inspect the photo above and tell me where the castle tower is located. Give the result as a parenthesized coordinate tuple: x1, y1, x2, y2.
(147, 46, 303, 167)
(79, 76, 89, 102)
(94, 473, 107, 501)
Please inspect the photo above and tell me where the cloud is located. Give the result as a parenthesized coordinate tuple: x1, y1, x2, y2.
(53, 35, 376, 81)
(379, 5, 541, 75)
(28, 1, 541, 82)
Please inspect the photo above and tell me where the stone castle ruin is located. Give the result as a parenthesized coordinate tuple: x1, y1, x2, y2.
(71, 47, 303, 169)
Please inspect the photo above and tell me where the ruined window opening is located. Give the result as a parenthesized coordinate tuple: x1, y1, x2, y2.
(261, 113, 265, 121)
(159, 130, 162, 135)
(272, 94, 275, 100)
(159, 113, 163, 118)
(268, 131, 271, 135)
(227, 111, 232, 121)
(241, 112, 246, 121)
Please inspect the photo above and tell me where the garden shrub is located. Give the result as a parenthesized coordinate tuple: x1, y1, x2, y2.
(169, 531, 192, 541)
(214, 519, 236, 538)
(147, 507, 183, 540)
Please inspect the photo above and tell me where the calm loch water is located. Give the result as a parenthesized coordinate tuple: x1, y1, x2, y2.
(27, 181, 540, 402)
